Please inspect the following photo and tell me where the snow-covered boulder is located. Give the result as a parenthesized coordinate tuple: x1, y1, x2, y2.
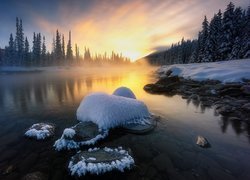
(68, 147, 134, 176)
(54, 122, 108, 151)
(76, 93, 151, 130)
(25, 123, 55, 140)
(112, 87, 136, 99)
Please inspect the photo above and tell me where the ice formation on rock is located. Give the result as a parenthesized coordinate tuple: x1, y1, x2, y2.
(68, 147, 134, 176)
(25, 123, 55, 140)
(54, 122, 108, 151)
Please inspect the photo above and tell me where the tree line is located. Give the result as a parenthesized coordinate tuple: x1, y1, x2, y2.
(146, 2, 250, 65)
(0, 18, 130, 66)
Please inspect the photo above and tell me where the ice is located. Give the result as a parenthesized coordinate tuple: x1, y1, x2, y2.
(25, 123, 55, 140)
(68, 147, 134, 176)
(54, 129, 108, 151)
(63, 128, 76, 138)
(158, 59, 250, 83)
(113, 87, 136, 99)
(76, 93, 151, 130)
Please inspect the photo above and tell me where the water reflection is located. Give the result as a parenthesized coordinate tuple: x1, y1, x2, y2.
(0, 69, 249, 142)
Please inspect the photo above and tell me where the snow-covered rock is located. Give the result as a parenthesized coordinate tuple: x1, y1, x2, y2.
(54, 122, 108, 151)
(113, 87, 136, 99)
(76, 93, 151, 130)
(25, 123, 55, 140)
(158, 59, 250, 83)
(68, 147, 134, 176)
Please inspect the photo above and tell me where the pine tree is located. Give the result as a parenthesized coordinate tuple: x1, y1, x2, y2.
(198, 16, 209, 62)
(66, 31, 73, 62)
(55, 30, 62, 62)
(24, 37, 30, 66)
(8, 33, 15, 65)
(220, 2, 235, 60)
(62, 34, 65, 61)
(41, 36, 46, 65)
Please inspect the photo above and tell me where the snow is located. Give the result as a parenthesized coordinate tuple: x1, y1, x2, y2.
(113, 87, 136, 99)
(68, 147, 134, 176)
(76, 93, 151, 130)
(158, 59, 250, 83)
(63, 128, 76, 138)
(54, 128, 108, 151)
(25, 123, 54, 140)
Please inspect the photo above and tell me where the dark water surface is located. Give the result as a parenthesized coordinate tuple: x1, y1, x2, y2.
(0, 68, 250, 180)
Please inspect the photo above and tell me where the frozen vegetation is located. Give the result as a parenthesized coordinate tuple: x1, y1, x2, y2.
(158, 59, 250, 83)
(113, 87, 136, 99)
(25, 123, 55, 140)
(76, 93, 151, 130)
(68, 147, 134, 176)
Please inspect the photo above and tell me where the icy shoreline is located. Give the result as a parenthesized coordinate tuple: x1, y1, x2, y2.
(144, 59, 250, 123)
(157, 59, 250, 83)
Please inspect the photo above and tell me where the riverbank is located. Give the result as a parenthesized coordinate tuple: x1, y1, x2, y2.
(144, 60, 250, 124)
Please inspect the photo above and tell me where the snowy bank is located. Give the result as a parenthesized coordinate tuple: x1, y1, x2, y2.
(68, 147, 134, 176)
(158, 59, 250, 83)
(76, 93, 151, 130)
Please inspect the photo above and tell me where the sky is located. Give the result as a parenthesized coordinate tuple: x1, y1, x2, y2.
(0, 0, 249, 61)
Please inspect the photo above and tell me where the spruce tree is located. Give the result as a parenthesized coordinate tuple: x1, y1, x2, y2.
(24, 37, 30, 66)
(66, 31, 73, 62)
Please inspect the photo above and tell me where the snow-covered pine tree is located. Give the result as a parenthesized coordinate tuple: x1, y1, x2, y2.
(198, 16, 209, 62)
(220, 2, 235, 60)
(239, 6, 250, 59)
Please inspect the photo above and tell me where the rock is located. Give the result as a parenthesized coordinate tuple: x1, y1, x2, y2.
(228, 117, 242, 121)
(21, 171, 47, 180)
(68, 147, 134, 176)
(216, 105, 233, 116)
(156, 76, 180, 85)
(219, 87, 242, 97)
(2, 165, 16, 175)
(241, 85, 250, 95)
(242, 103, 250, 111)
(189, 94, 200, 101)
(196, 135, 210, 148)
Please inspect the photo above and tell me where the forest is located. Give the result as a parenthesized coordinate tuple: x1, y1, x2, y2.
(0, 19, 130, 67)
(145, 2, 250, 65)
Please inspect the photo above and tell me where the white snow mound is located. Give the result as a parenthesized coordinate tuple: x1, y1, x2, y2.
(113, 87, 136, 99)
(158, 59, 250, 83)
(76, 93, 150, 130)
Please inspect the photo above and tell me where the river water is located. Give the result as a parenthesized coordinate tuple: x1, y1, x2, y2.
(0, 67, 249, 180)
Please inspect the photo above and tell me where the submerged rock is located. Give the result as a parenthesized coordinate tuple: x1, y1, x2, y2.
(68, 147, 134, 176)
(21, 171, 47, 180)
(25, 123, 55, 140)
(196, 135, 210, 148)
(241, 85, 250, 95)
